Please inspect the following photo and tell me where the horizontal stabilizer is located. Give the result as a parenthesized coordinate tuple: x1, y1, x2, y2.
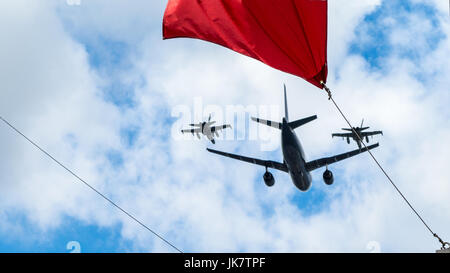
(288, 115, 317, 129)
(251, 117, 282, 129)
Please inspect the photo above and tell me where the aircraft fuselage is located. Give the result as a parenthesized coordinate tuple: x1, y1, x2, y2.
(281, 118, 312, 191)
(351, 129, 363, 149)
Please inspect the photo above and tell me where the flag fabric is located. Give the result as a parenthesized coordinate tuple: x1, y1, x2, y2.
(163, 0, 328, 89)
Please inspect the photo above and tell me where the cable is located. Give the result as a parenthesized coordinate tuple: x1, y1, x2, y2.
(320, 82, 449, 250)
(0, 115, 183, 253)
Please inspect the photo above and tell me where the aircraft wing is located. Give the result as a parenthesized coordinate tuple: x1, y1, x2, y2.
(181, 128, 201, 134)
(210, 125, 231, 132)
(360, 131, 383, 137)
(305, 143, 379, 172)
(332, 132, 352, 137)
(207, 148, 288, 172)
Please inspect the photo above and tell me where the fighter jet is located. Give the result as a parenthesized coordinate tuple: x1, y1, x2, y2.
(181, 114, 231, 144)
(332, 119, 383, 149)
(207, 85, 379, 192)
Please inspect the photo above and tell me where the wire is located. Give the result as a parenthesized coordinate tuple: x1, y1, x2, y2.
(321, 82, 449, 250)
(3, 83, 448, 251)
(0, 115, 183, 253)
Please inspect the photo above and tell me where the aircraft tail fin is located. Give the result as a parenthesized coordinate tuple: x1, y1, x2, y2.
(254, 85, 316, 130)
(284, 84, 289, 122)
(288, 115, 317, 129)
(251, 84, 288, 130)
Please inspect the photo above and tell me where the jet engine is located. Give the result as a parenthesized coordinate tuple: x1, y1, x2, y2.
(323, 169, 334, 185)
(263, 171, 275, 187)
(366, 136, 369, 143)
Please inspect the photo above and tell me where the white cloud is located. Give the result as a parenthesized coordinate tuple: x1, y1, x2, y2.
(0, 0, 123, 230)
(0, 0, 448, 253)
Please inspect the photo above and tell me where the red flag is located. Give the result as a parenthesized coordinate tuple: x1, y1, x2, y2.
(163, 0, 328, 89)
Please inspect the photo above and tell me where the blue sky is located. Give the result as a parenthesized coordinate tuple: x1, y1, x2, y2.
(0, 0, 449, 253)
(0, 213, 130, 253)
(350, 1, 445, 71)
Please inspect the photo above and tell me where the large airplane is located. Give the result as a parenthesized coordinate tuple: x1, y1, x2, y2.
(207, 85, 379, 192)
(181, 114, 231, 144)
(332, 119, 383, 149)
